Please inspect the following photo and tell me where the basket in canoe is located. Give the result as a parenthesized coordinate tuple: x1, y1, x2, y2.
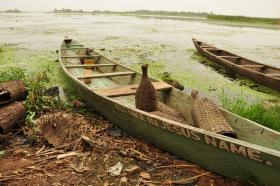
(59, 37, 280, 186)
(192, 38, 280, 91)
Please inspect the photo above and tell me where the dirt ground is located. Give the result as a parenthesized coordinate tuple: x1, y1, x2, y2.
(0, 110, 248, 186)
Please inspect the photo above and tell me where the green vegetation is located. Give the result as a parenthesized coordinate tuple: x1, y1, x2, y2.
(0, 46, 15, 66)
(1, 9, 22, 13)
(0, 67, 25, 83)
(93, 10, 209, 17)
(220, 94, 280, 131)
(0, 66, 75, 141)
(207, 14, 280, 25)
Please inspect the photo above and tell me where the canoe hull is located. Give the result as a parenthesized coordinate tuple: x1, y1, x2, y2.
(193, 39, 280, 91)
(59, 38, 280, 186)
(63, 72, 280, 186)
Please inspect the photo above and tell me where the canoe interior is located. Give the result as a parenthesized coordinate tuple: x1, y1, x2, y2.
(194, 40, 280, 79)
(60, 39, 280, 152)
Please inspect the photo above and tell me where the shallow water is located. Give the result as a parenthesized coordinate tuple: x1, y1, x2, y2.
(0, 13, 280, 101)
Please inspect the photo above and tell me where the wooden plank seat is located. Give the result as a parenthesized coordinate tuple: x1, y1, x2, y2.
(266, 73, 280, 77)
(204, 48, 221, 51)
(240, 64, 264, 69)
(219, 56, 240, 59)
(95, 82, 172, 97)
(202, 47, 215, 50)
(61, 55, 101, 58)
(60, 47, 89, 50)
(65, 64, 117, 68)
(77, 71, 136, 79)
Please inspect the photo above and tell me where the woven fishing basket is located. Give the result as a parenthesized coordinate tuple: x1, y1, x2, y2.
(135, 64, 157, 112)
(0, 80, 26, 104)
(191, 91, 237, 138)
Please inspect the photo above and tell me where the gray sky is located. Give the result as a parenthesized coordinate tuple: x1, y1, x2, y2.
(1, 0, 280, 18)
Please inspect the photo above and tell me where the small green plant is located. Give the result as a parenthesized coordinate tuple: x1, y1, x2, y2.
(24, 68, 52, 113)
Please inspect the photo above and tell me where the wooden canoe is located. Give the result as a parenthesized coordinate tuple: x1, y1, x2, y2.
(59, 38, 280, 186)
(192, 38, 280, 91)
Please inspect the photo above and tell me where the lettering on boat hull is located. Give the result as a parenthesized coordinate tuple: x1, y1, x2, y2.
(115, 103, 273, 166)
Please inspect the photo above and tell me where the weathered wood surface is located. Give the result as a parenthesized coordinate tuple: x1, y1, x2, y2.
(267, 73, 280, 77)
(59, 38, 280, 186)
(0, 80, 26, 106)
(61, 55, 100, 58)
(0, 102, 25, 134)
(96, 81, 172, 97)
(193, 38, 280, 91)
(60, 47, 89, 50)
(77, 71, 136, 79)
(219, 56, 240, 59)
(65, 64, 116, 68)
(240, 64, 264, 68)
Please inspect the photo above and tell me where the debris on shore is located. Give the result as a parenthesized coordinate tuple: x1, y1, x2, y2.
(0, 75, 246, 185)
(161, 72, 184, 91)
(0, 108, 246, 185)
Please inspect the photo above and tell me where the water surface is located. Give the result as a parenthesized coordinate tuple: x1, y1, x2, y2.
(0, 13, 280, 101)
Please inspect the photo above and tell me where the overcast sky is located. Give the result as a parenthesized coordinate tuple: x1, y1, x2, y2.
(1, 0, 280, 18)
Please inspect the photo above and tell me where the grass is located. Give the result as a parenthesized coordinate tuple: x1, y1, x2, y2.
(0, 67, 26, 83)
(220, 94, 280, 131)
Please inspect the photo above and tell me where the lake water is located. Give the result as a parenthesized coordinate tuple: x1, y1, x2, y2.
(0, 13, 280, 101)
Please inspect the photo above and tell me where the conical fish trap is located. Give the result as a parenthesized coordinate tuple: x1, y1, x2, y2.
(135, 64, 157, 112)
(192, 98, 237, 138)
(152, 102, 192, 125)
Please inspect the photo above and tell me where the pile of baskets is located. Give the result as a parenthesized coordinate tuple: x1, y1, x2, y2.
(0, 80, 26, 135)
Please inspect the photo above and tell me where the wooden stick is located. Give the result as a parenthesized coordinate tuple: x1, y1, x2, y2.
(35, 145, 45, 155)
(141, 171, 210, 185)
(155, 164, 197, 169)
(130, 148, 153, 160)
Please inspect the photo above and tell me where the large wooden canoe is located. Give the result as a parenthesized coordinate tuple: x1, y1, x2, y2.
(59, 37, 280, 186)
(192, 38, 280, 91)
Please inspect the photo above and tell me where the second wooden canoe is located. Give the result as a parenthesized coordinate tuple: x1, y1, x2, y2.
(192, 38, 280, 91)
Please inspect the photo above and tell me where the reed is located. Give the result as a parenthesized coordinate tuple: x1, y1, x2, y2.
(220, 93, 280, 131)
(207, 15, 280, 25)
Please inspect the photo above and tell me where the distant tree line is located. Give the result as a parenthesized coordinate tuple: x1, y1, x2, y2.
(93, 10, 209, 17)
(53, 9, 93, 13)
(51, 9, 280, 25)
(207, 14, 280, 25)
(0, 9, 22, 13)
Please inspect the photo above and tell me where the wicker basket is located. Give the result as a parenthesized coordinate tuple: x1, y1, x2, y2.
(80, 48, 93, 64)
(152, 102, 192, 126)
(191, 92, 237, 138)
(0, 80, 26, 105)
(135, 64, 157, 112)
